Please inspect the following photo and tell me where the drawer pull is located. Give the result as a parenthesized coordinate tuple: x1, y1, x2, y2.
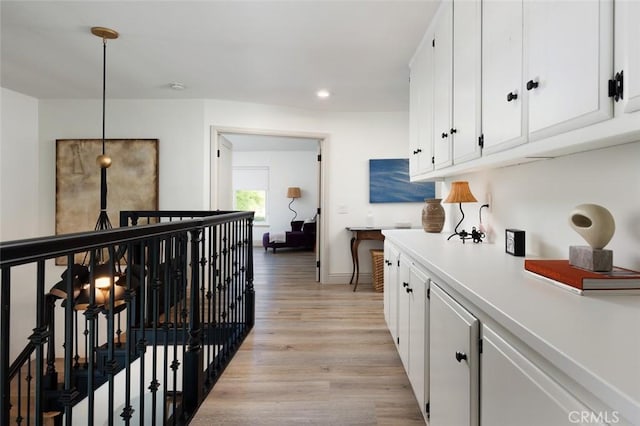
(441, 132, 448, 139)
(455, 351, 467, 362)
(406, 287, 413, 293)
(526, 80, 539, 91)
(403, 282, 409, 287)
(507, 91, 518, 102)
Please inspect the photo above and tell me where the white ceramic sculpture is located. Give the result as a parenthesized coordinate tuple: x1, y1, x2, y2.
(569, 204, 615, 249)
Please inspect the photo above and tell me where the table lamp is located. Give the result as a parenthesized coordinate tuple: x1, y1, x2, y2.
(287, 187, 301, 222)
(443, 181, 477, 240)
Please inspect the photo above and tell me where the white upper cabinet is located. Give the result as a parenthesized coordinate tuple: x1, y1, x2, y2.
(409, 0, 622, 180)
(433, 1, 453, 170)
(615, 0, 640, 115)
(481, 0, 526, 154)
(409, 33, 435, 178)
(452, 0, 482, 164)
(524, 0, 613, 141)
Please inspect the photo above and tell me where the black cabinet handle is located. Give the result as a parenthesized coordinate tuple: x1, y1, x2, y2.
(526, 80, 539, 91)
(455, 351, 467, 362)
(416, 148, 422, 153)
(441, 132, 448, 139)
(406, 287, 413, 293)
(450, 128, 457, 134)
(403, 282, 409, 287)
(507, 92, 518, 102)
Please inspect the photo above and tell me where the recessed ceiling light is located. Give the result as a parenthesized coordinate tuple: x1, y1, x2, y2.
(170, 82, 185, 90)
(316, 89, 330, 99)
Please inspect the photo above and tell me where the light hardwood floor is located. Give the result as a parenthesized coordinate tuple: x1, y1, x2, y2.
(191, 248, 425, 426)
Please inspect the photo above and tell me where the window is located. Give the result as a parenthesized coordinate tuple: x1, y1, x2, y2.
(235, 189, 266, 222)
(233, 167, 269, 223)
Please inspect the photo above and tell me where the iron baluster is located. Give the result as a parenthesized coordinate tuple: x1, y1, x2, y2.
(120, 243, 134, 425)
(183, 229, 204, 417)
(1, 268, 10, 426)
(149, 238, 160, 426)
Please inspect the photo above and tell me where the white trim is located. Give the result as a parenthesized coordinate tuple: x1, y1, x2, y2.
(210, 125, 330, 284)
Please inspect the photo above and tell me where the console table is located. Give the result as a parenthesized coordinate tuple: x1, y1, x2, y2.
(346, 227, 385, 291)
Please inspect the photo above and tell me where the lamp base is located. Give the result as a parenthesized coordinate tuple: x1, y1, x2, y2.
(569, 246, 612, 272)
(448, 227, 485, 244)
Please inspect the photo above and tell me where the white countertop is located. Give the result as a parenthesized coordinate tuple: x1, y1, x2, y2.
(383, 229, 640, 424)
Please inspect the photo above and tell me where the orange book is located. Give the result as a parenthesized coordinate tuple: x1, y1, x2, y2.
(524, 259, 640, 293)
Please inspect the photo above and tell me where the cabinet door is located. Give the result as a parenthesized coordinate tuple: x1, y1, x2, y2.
(433, 0, 453, 170)
(482, 0, 526, 154)
(409, 35, 435, 177)
(397, 258, 411, 372)
(525, 0, 613, 140)
(383, 242, 400, 341)
(452, 0, 482, 164)
(615, 0, 640, 114)
(481, 325, 605, 426)
(430, 283, 479, 426)
(407, 264, 429, 419)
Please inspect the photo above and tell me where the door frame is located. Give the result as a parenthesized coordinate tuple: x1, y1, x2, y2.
(210, 126, 329, 283)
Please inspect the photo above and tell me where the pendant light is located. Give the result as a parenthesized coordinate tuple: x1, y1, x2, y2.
(91, 26, 119, 234)
(90, 27, 120, 287)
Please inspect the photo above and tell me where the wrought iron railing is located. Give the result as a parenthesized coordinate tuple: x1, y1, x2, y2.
(1, 210, 254, 425)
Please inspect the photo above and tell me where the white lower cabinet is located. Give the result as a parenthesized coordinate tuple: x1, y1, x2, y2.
(397, 258, 429, 420)
(407, 264, 428, 419)
(481, 325, 606, 426)
(385, 241, 430, 421)
(383, 241, 400, 343)
(429, 283, 479, 426)
(384, 231, 638, 426)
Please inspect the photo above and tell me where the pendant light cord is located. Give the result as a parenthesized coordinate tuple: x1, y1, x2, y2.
(101, 38, 106, 155)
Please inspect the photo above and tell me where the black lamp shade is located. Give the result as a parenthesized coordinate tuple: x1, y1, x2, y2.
(61, 263, 90, 283)
(49, 277, 84, 300)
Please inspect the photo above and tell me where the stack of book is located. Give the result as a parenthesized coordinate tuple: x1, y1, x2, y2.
(524, 259, 640, 295)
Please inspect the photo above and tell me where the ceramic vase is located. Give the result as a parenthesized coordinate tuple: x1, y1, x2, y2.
(422, 198, 445, 233)
(569, 203, 615, 249)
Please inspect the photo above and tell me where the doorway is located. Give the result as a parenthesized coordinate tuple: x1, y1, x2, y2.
(210, 127, 328, 282)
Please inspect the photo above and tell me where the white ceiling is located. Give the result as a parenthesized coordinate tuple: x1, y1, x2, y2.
(0, 1, 438, 112)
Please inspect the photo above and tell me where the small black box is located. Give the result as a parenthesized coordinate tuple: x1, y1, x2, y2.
(505, 229, 525, 257)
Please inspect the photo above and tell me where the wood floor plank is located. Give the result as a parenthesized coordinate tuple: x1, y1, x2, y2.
(191, 249, 425, 425)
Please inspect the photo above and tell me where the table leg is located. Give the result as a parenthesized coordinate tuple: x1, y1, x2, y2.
(352, 238, 361, 292)
(349, 236, 356, 284)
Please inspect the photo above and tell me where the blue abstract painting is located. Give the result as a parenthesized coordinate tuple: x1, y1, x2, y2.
(369, 159, 435, 203)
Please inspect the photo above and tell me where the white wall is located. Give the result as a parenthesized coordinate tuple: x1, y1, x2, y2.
(441, 141, 640, 271)
(5, 88, 640, 360)
(38, 98, 208, 235)
(205, 100, 422, 282)
(4, 93, 419, 285)
(1, 88, 40, 359)
(1, 88, 40, 241)
(233, 150, 319, 244)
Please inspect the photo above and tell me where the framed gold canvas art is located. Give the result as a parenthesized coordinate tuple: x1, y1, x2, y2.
(55, 139, 158, 263)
